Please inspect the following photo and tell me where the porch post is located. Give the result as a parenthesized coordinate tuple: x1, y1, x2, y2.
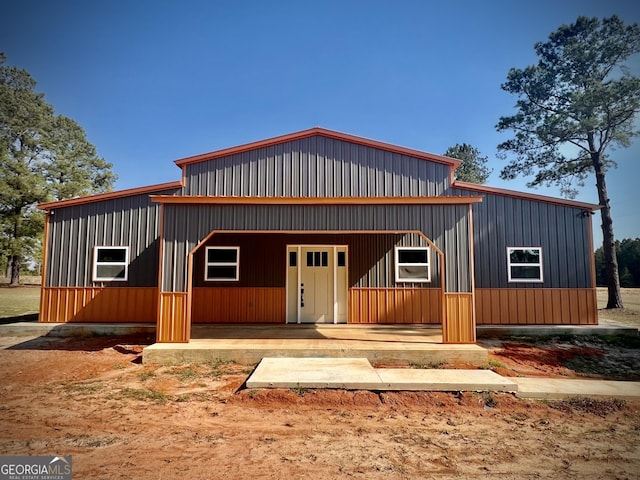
(442, 203, 477, 343)
(155, 204, 190, 343)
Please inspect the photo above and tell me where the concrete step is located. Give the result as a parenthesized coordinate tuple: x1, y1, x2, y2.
(246, 357, 517, 392)
(245, 357, 640, 400)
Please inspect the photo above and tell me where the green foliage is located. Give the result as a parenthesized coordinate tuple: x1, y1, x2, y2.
(496, 15, 640, 197)
(496, 16, 640, 309)
(595, 238, 640, 287)
(444, 143, 492, 184)
(0, 54, 117, 284)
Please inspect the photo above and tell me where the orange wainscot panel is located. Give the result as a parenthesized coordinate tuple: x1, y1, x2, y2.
(348, 288, 442, 324)
(474, 288, 598, 325)
(191, 287, 286, 324)
(39, 287, 157, 323)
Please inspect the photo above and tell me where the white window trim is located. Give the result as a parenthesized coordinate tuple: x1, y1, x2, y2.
(205, 246, 240, 281)
(395, 246, 431, 283)
(93, 246, 129, 282)
(507, 246, 544, 283)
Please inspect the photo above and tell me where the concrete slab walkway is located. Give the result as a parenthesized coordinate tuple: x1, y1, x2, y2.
(245, 357, 640, 400)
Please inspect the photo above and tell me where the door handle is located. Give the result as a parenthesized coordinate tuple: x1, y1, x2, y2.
(300, 283, 304, 307)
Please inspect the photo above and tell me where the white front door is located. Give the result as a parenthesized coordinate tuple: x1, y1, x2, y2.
(286, 245, 348, 324)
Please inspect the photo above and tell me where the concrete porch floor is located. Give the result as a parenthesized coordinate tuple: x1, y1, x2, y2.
(143, 324, 488, 365)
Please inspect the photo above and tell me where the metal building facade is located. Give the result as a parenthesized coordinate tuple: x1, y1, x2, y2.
(37, 128, 599, 342)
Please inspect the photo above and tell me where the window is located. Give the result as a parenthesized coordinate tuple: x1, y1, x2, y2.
(306, 251, 328, 267)
(395, 247, 430, 283)
(205, 247, 239, 281)
(93, 246, 129, 282)
(507, 247, 543, 282)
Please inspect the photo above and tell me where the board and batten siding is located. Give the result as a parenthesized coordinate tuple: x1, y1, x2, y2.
(45, 188, 179, 288)
(160, 203, 471, 293)
(454, 188, 593, 289)
(182, 136, 453, 198)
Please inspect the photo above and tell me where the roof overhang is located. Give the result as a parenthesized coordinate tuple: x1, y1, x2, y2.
(150, 195, 483, 205)
(453, 181, 601, 211)
(38, 181, 183, 211)
(173, 127, 462, 168)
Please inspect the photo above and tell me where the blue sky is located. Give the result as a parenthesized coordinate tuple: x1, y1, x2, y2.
(1, 0, 639, 247)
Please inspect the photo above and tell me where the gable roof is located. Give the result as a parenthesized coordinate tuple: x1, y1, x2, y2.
(174, 127, 462, 168)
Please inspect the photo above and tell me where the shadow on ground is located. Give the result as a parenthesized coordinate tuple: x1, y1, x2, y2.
(7, 334, 155, 352)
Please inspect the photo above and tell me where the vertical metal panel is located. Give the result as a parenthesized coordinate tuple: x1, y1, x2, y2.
(46, 187, 179, 287)
(161, 204, 471, 293)
(456, 188, 592, 289)
(183, 135, 452, 198)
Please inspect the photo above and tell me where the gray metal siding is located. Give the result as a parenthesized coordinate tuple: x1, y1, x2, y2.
(455, 188, 593, 289)
(161, 204, 470, 293)
(183, 136, 452, 197)
(46, 188, 179, 287)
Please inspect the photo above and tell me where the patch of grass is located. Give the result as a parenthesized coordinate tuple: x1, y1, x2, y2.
(0, 286, 40, 318)
(410, 360, 446, 369)
(65, 381, 104, 395)
(169, 367, 199, 382)
(550, 397, 626, 417)
(208, 359, 236, 378)
(118, 387, 168, 404)
(481, 359, 506, 370)
(290, 384, 308, 396)
(138, 371, 156, 382)
(247, 389, 259, 398)
(480, 392, 498, 408)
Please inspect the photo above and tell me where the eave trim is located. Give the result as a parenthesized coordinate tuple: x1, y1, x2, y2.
(149, 195, 483, 205)
(453, 181, 601, 211)
(38, 180, 183, 211)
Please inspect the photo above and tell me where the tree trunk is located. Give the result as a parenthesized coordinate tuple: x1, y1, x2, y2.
(592, 151, 623, 309)
(9, 254, 21, 287)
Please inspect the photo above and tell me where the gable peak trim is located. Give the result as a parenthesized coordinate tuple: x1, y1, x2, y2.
(173, 127, 462, 168)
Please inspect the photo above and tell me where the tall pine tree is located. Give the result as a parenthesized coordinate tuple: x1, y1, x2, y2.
(0, 54, 116, 285)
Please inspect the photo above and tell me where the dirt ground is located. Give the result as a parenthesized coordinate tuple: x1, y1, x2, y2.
(1, 334, 639, 480)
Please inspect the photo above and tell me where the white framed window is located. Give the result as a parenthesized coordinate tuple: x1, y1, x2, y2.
(507, 247, 543, 282)
(205, 247, 240, 281)
(395, 246, 430, 283)
(93, 246, 129, 282)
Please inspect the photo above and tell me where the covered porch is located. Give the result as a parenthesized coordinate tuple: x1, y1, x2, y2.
(143, 324, 487, 365)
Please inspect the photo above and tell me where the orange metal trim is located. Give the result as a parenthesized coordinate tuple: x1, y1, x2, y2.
(453, 180, 600, 211)
(38, 180, 183, 211)
(174, 127, 462, 168)
(587, 214, 597, 290)
(156, 203, 166, 342)
(39, 212, 50, 322)
(468, 203, 477, 329)
(150, 195, 483, 205)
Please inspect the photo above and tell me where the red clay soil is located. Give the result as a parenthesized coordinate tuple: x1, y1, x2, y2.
(0, 335, 638, 479)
